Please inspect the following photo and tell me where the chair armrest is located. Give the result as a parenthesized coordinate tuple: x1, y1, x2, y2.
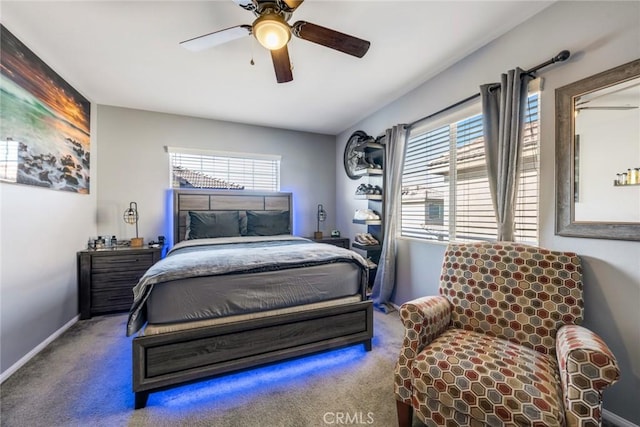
(395, 296, 451, 403)
(556, 324, 620, 426)
(398, 295, 451, 361)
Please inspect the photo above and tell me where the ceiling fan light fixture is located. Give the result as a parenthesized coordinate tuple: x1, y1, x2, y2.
(253, 14, 291, 50)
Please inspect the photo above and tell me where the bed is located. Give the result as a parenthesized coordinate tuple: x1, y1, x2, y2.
(129, 189, 373, 409)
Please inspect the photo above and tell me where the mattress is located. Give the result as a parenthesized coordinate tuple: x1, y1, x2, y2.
(147, 261, 361, 324)
(142, 295, 362, 336)
(127, 236, 368, 336)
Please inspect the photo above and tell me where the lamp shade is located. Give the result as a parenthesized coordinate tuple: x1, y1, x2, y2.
(253, 14, 291, 50)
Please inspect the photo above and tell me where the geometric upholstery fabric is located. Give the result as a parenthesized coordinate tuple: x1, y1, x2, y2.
(556, 325, 620, 427)
(439, 242, 583, 357)
(394, 242, 620, 427)
(412, 328, 564, 426)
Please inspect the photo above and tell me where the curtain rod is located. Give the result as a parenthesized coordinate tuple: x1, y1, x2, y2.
(406, 50, 571, 129)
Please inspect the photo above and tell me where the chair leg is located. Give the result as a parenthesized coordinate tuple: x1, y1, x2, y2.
(396, 399, 413, 427)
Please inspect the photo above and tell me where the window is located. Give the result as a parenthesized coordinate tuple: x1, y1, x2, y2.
(167, 147, 280, 191)
(401, 93, 539, 244)
(0, 138, 19, 183)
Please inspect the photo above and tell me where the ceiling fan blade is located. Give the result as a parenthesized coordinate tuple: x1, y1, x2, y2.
(271, 45, 293, 83)
(280, 0, 304, 12)
(231, 0, 256, 11)
(292, 21, 370, 58)
(180, 25, 252, 52)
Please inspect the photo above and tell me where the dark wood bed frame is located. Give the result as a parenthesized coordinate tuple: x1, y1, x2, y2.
(132, 189, 373, 409)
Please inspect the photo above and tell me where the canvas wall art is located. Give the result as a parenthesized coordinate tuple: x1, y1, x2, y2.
(0, 24, 91, 194)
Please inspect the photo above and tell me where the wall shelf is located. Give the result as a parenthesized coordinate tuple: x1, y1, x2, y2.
(353, 168, 383, 177)
(353, 219, 382, 225)
(352, 242, 382, 251)
(354, 194, 383, 201)
(354, 142, 385, 152)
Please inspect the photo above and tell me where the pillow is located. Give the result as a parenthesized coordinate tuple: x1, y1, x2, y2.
(246, 210, 290, 236)
(186, 210, 241, 239)
(239, 210, 248, 236)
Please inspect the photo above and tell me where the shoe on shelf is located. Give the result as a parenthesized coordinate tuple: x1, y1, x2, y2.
(354, 233, 380, 246)
(354, 209, 380, 221)
(355, 184, 368, 195)
(355, 156, 372, 170)
(364, 233, 380, 245)
(354, 233, 370, 245)
(373, 185, 382, 195)
(353, 210, 368, 220)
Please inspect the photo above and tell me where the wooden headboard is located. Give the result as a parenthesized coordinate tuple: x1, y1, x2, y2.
(173, 189, 293, 244)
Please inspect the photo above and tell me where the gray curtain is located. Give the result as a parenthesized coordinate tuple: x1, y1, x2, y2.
(371, 124, 408, 312)
(480, 68, 533, 241)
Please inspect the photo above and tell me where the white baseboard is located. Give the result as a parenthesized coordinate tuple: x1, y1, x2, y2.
(603, 409, 639, 427)
(389, 302, 401, 312)
(0, 315, 79, 384)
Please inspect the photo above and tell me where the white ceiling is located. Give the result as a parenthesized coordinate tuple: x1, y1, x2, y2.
(1, 1, 554, 135)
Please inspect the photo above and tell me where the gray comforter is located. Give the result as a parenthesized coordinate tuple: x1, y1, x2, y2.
(126, 236, 368, 336)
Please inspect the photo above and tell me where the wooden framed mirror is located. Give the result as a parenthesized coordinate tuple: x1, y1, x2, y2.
(555, 58, 640, 240)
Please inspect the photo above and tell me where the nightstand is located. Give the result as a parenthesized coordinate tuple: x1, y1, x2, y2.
(77, 246, 162, 319)
(308, 237, 350, 249)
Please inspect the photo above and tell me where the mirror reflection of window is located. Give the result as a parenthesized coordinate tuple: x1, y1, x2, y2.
(573, 77, 640, 223)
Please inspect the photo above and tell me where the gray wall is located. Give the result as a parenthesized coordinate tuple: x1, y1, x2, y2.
(96, 105, 337, 245)
(0, 104, 336, 377)
(336, 2, 639, 424)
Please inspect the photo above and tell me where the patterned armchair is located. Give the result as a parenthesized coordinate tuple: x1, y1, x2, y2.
(395, 242, 620, 427)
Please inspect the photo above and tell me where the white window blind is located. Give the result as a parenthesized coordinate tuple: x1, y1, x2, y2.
(167, 147, 281, 191)
(401, 93, 540, 244)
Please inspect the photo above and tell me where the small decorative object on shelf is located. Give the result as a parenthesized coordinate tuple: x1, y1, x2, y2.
(614, 167, 640, 186)
(315, 203, 327, 239)
(124, 201, 144, 247)
(331, 229, 341, 237)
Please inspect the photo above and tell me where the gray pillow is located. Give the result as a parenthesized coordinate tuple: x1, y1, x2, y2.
(246, 210, 290, 236)
(187, 211, 241, 239)
(239, 210, 248, 236)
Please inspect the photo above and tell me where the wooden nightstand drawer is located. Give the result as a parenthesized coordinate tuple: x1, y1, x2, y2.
(91, 288, 133, 313)
(91, 272, 145, 290)
(78, 247, 162, 319)
(91, 253, 155, 272)
(309, 237, 350, 249)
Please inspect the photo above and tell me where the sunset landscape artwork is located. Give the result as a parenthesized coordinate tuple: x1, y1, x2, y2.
(0, 24, 91, 193)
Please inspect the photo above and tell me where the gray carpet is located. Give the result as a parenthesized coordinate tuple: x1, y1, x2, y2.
(1, 310, 406, 427)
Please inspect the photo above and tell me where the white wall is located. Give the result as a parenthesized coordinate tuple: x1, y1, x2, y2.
(574, 108, 640, 222)
(96, 106, 337, 245)
(0, 112, 97, 374)
(336, 2, 640, 424)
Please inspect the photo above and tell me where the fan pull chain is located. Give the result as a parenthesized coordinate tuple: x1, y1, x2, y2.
(250, 38, 256, 66)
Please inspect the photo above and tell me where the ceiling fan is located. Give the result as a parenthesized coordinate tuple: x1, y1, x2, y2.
(180, 0, 371, 83)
